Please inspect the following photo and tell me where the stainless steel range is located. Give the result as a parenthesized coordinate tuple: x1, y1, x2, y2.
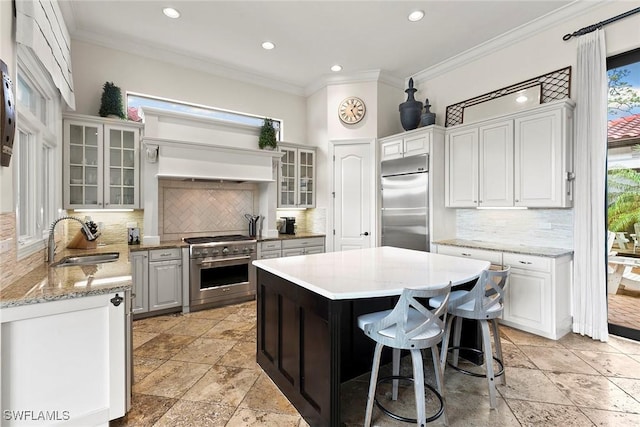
(184, 235, 257, 311)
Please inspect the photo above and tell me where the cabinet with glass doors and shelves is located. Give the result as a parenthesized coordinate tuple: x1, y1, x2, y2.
(63, 114, 143, 209)
(278, 143, 316, 208)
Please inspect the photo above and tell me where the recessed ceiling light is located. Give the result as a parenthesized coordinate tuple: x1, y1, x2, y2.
(163, 7, 180, 19)
(331, 64, 343, 72)
(262, 41, 275, 50)
(515, 95, 528, 103)
(408, 10, 425, 22)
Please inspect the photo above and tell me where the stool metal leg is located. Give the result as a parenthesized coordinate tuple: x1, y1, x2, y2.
(490, 319, 506, 385)
(440, 315, 454, 371)
(480, 320, 497, 409)
(365, 342, 384, 427)
(410, 349, 426, 427)
(392, 348, 401, 400)
(451, 316, 463, 367)
(431, 345, 449, 426)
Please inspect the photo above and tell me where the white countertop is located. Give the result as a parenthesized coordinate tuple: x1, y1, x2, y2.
(252, 246, 490, 300)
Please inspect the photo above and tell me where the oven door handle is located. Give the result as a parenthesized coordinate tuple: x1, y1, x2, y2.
(196, 255, 252, 268)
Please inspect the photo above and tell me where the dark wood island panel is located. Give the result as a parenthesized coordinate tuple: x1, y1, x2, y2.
(256, 268, 395, 426)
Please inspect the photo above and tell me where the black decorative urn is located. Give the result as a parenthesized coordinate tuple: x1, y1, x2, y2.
(420, 98, 436, 126)
(399, 78, 423, 131)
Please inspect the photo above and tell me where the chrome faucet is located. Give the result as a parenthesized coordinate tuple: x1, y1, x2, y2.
(48, 216, 98, 264)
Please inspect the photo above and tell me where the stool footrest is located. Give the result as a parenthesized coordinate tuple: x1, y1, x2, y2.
(446, 346, 505, 378)
(374, 375, 444, 424)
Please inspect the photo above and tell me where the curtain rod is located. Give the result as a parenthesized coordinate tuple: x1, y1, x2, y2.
(563, 6, 640, 41)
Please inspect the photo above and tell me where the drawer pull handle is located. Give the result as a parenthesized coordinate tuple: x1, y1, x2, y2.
(519, 261, 533, 265)
(461, 253, 472, 257)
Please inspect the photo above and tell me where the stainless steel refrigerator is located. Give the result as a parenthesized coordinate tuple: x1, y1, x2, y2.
(381, 154, 429, 251)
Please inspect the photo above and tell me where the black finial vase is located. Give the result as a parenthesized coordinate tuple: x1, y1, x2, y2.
(399, 78, 423, 131)
(420, 98, 436, 126)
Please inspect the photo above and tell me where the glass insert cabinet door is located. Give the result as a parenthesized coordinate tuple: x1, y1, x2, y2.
(104, 126, 139, 208)
(277, 145, 316, 208)
(64, 121, 104, 207)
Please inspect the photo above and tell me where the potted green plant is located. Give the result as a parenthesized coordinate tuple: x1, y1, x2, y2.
(98, 81, 126, 119)
(258, 118, 278, 150)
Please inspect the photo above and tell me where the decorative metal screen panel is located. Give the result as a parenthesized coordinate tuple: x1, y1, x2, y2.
(445, 66, 571, 127)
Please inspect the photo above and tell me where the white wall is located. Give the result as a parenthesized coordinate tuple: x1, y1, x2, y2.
(411, 1, 640, 248)
(0, 0, 16, 213)
(69, 40, 308, 144)
(377, 81, 404, 138)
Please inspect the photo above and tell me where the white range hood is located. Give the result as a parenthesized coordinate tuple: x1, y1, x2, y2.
(144, 137, 283, 182)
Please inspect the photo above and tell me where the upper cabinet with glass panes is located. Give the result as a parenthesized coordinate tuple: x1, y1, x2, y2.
(277, 143, 316, 208)
(63, 114, 143, 209)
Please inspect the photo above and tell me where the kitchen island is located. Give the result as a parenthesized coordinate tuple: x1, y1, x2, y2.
(253, 246, 490, 426)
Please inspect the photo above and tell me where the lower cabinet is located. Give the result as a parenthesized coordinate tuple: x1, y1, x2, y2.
(436, 244, 572, 340)
(257, 237, 325, 259)
(502, 252, 572, 340)
(1, 292, 129, 423)
(131, 248, 182, 317)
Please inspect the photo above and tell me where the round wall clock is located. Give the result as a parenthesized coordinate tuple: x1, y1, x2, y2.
(338, 97, 366, 124)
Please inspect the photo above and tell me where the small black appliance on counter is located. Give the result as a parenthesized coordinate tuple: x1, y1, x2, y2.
(279, 217, 296, 235)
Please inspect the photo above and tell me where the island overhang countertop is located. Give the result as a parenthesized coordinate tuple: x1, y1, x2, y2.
(252, 246, 491, 300)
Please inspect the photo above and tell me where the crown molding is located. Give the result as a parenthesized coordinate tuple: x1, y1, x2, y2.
(70, 29, 307, 97)
(304, 69, 404, 97)
(411, 0, 605, 84)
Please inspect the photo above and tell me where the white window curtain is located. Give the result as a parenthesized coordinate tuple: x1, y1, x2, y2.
(572, 29, 608, 341)
(15, 0, 75, 109)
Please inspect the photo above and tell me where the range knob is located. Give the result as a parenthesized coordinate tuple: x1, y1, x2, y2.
(211, 249, 219, 256)
(233, 248, 240, 254)
(242, 247, 249, 254)
(222, 246, 229, 255)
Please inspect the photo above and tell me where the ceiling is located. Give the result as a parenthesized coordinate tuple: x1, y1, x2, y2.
(59, 0, 582, 95)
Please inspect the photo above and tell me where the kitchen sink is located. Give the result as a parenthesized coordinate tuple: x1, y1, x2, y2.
(53, 252, 120, 267)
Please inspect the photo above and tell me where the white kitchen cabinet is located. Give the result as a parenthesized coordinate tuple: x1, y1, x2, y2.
(1, 292, 130, 424)
(132, 248, 182, 316)
(514, 106, 573, 207)
(278, 144, 316, 208)
(445, 100, 574, 208)
(130, 250, 149, 314)
(63, 114, 143, 209)
(435, 244, 572, 340)
(379, 129, 430, 161)
(502, 252, 572, 340)
(258, 240, 282, 260)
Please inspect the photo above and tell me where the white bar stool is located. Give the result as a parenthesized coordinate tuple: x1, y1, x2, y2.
(358, 283, 451, 427)
(429, 267, 510, 409)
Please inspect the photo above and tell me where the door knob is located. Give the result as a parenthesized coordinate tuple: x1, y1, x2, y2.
(360, 232, 369, 236)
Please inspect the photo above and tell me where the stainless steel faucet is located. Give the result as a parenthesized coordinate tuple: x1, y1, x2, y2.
(48, 216, 99, 264)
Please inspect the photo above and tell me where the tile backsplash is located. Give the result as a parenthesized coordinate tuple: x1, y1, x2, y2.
(276, 207, 327, 234)
(159, 179, 260, 241)
(455, 208, 573, 249)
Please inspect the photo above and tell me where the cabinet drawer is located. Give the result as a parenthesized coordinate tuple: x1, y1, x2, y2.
(503, 253, 551, 272)
(149, 248, 182, 261)
(437, 245, 502, 265)
(259, 250, 282, 260)
(303, 246, 325, 255)
(282, 248, 305, 257)
(282, 237, 325, 249)
(260, 240, 282, 251)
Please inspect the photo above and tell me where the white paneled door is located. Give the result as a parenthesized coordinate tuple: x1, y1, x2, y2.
(333, 142, 373, 252)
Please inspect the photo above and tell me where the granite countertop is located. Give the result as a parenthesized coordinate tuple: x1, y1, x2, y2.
(434, 239, 573, 258)
(1, 244, 134, 309)
(253, 246, 489, 300)
(129, 240, 187, 252)
(258, 232, 326, 242)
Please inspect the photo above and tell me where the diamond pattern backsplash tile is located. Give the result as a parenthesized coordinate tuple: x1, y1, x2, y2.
(160, 180, 257, 239)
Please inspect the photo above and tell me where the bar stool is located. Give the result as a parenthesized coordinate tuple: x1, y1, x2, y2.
(429, 267, 510, 409)
(357, 283, 451, 427)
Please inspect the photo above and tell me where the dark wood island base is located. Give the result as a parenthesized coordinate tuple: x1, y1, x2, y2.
(256, 269, 395, 426)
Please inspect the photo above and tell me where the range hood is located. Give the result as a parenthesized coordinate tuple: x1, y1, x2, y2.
(143, 137, 284, 182)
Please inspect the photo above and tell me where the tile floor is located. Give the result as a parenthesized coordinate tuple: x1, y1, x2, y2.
(112, 300, 640, 426)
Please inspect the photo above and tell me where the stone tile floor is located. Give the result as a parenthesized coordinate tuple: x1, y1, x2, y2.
(608, 291, 640, 331)
(111, 300, 640, 426)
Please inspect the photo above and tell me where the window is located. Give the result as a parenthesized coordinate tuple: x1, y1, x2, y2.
(127, 93, 282, 140)
(15, 47, 59, 258)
